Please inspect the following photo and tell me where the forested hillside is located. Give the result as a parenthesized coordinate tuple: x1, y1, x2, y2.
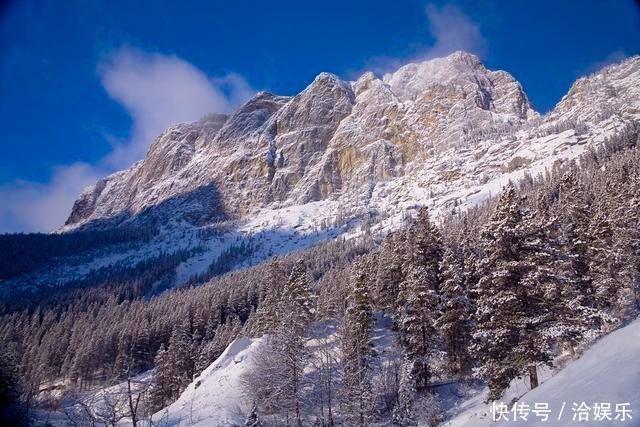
(1, 123, 638, 425)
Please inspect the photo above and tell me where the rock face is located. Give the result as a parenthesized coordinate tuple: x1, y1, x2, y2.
(64, 52, 640, 231)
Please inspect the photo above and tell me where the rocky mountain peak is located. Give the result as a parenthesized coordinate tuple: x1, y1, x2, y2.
(63, 53, 638, 232)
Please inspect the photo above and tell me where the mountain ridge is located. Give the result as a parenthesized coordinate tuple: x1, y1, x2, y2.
(4, 51, 638, 297)
(61, 51, 543, 231)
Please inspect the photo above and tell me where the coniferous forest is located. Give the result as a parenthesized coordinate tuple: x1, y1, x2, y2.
(0, 126, 639, 425)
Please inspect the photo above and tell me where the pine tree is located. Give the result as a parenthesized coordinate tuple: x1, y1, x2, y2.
(149, 344, 175, 411)
(436, 246, 472, 376)
(397, 209, 442, 390)
(472, 186, 565, 400)
(403, 208, 443, 290)
(374, 234, 404, 311)
(340, 261, 375, 426)
(167, 323, 196, 390)
(266, 259, 313, 426)
(252, 259, 286, 335)
(392, 359, 416, 427)
(280, 259, 313, 332)
(558, 172, 596, 309)
(613, 182, 640, 318)
(533, 190, 598, 357)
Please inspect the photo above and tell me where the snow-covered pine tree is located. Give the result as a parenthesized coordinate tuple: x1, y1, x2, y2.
(436, 245, 472, 376)
(166, 323, 196, 391)
(397, 265, 438, 391)
(397, 208, 442, 390)
(272, 259, 313, 426)
(252, 259, 286, 335)
(613, 180, 640, 318)
(340, 260, 375, 426)
(403, 208, 443, 291)
(557, 172, 596, 309)
(588, 202, 622, 314)
(374, 233, 405, 312)
(392, 358, 416, 427)
(532, 191, 593, 357)
(149, 344, 175, 410)
(279, 259, 313, 332)
(472, 185, 565, 400)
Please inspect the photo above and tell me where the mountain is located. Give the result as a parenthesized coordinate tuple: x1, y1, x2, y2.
(62, 51, 537, 230)
(3, 51, 640, 298)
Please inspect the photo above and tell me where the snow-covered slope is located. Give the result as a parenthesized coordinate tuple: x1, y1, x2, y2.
(444, 318, 640, 427)
(153, 337, 263, 426)
(154, 313, 398, 426)
(155, 317, 640, 426)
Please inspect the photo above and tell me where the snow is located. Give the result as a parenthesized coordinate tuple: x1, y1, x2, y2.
(153, 313, 398, 426)
(443, 318, 640, 427)
(153, 337, 263, 426)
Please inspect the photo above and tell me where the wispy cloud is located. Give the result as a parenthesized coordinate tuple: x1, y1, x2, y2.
(0, 47, 254, 233)
(99, 47, 253, 168)
(582, 50, 629, 76)
(0, 163, 101, 233)
(360, 3, 486, 76)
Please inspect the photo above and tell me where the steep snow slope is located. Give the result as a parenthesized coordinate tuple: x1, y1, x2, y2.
(153, 337, 264, 426)
(154, 313, 398, 426)
(443, 318, 640, 427)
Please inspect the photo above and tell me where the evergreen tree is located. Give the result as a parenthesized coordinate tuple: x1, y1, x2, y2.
(167, 323, 196, 390)
(280, 260, 314, 332)
(436, 246, 472, 376)
(558, 172, 596, 309)
(374, 234, 404, 311)
(149, 344, 175, 411)
(266, 260, 313, 426)
(613, 182, 640, 318)
(392, 358, 416, 427)
(472, 186, 565, 400)
(252, 259, 287, 335)
(397, 209, 442, 390)
(340, 261, 375, 426)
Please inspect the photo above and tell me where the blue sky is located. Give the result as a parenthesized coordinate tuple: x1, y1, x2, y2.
(0, 0, 638, 232)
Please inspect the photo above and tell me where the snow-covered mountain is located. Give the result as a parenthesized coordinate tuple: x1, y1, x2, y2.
(4, 52, 640, 297)
(64, 51, 639, 232)
(62, 51, 537, 230)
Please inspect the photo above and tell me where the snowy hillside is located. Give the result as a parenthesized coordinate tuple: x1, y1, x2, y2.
(153, 313, 398, 426)
(444, 319, 640, 427)
(153, 337, 264, 426)
(151, 318, 640, 427)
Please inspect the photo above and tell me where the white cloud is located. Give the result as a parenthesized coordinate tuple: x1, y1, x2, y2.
(423, 3, 486, 59)
(0, 163, 101, 233)
(99, 47, 254, 168)
(362, 3, 486, 76)
(583, 50, 628, 76)
(0, 47, 254, 233)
